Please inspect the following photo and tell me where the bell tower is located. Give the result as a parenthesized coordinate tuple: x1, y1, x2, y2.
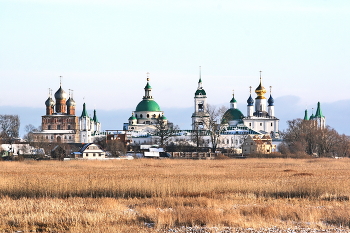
(192, 66, 209, 130)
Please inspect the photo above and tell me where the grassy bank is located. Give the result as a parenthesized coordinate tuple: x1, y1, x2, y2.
(0, 158, 349, 232)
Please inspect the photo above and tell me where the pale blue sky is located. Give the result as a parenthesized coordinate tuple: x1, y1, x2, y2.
(1, 0, 350, 132)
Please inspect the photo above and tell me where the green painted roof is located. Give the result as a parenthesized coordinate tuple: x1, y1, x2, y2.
(230, 96, 237, 103)
(81, 103, 88, 118)
(315, 102, 325, 118)
(222, 108, 244, 123)
(145, 82, 152, 89)
(136, 99, 161, 112)
(309, 113, 314, 120)
(195, 89, 206, 96)
(160, 115, 167, 120)
(128, 115, 137, 120)
(93, 109, 99, 122)
(303, 109, 308, 120)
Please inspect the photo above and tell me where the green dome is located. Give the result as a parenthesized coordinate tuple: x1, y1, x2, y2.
(195, 89, 206, 96)
(136, 100, 161, 112)
(160, 115, 167, 120)
(230, 96, 237, 103)
(222, 108, 244, 123)
(128, 115, 137, 120)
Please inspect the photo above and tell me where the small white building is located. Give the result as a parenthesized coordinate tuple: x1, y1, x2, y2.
(72, 143, 106, 159)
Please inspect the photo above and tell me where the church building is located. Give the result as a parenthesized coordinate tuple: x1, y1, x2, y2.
(126, 76, 168, 132)
(32, 82, 103, 144)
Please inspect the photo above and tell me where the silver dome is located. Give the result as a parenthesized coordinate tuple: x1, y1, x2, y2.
(45, 97, 55, 107)
(66, 97, 76, 107)
(54, 86, 67, 99)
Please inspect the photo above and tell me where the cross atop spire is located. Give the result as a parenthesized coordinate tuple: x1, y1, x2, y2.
(199, 66, 202, 82)
(269, 86, 272, 94)
(59, 76, 62, 86)
(146, 72, 150, 82)
(249, 86, 252, 94)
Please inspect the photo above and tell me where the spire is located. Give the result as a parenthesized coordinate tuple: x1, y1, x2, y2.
(304, 109, 309, 120)
(93, 109, 99, 122)
(143, 72, 153, 99)
(198, 66, 202, 89)
(81, 103, 88, 118)
(315, 102, 324, 118)
(195, 66, 206, 96)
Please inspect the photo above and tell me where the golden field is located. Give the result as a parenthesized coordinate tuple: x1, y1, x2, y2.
(0, 158, 349, 232)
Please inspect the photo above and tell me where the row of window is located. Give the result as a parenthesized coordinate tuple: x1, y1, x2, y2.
(47, 125, 71, 130)
(249, 123, 274, 127)
(43, 118, 75, 124)
(134, 114, 161, 119)
(84, 153, 102, 157)
(35, 135, 73, 140)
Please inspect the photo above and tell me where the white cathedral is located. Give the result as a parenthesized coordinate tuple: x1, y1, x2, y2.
(126, 71, 281, 149)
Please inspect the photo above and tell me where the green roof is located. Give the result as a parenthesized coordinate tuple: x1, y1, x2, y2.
(222, 108, 244, 123)
(128, 115, 137, 120)
(81, 103, 88, 118)
(136, 99, 161, 112)
(230, 96, 237, 103)
(145, 82, 152, 89)
(160, 115, 167, 120)
(93, 109, 99, 122)
(195, 89, 206, 96)
(303, 109, 308, 120)
(315, 102, 325, 118)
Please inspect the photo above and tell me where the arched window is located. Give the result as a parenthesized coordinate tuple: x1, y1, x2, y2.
(147, 114, 149, 118)
(135, 114, 138, 118)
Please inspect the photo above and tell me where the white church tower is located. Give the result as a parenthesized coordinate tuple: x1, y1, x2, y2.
(192, 66, 209, 130)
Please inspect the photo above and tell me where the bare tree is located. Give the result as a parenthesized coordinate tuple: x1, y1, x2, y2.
(106, 140, 126, 157)
(152, 119, 179, 148)
(282, 118, 347, 157)
(200, 104, 227, 152)
(0, 115, 20, 144)
(191, 122, 207, 151)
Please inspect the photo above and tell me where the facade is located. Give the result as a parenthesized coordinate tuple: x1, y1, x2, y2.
(242, 134, 277, 155)
(242, 75, 279, 137)
(71, 143, 106, 159)
(32, 84, 103, 143)
(126, 71, 280, 151)
(192, 68, 209, 130)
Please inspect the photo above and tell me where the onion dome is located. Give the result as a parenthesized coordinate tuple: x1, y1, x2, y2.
(230, 95, 237, 103)
(160, 115, 167, 120)
(247, 94, 254, 106)
(255, 78, 266, 99)
(54, 86, 67, 100)
(45, 97, 55, 107)
(268, 94, 274, 106)
(66, 97, 76, 107)
(136, 100, 161, 111)
(128, 114, 137, 120)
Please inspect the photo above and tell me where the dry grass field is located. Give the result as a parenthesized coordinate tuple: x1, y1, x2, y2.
(0, 158, 349, 232)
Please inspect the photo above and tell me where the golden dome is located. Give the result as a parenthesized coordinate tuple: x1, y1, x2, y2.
(255, 77, 266, 99)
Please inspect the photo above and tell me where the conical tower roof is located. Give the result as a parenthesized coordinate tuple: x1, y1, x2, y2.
(81, 103, 88, 118)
